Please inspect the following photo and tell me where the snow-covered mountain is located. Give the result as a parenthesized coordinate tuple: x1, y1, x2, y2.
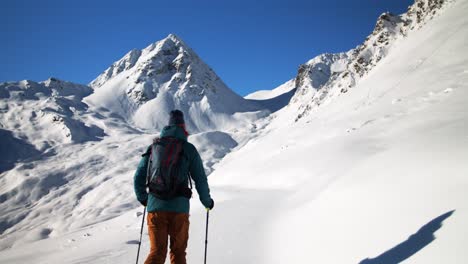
(290, 0, 454, 121)
(86, 34, 266, 133)
(0, 78, 105, 155)
(1, 0, 467, 263)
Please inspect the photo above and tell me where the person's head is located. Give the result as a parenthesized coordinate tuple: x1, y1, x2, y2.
(169, 110, 184, 125)
(168, 109, 188, 136)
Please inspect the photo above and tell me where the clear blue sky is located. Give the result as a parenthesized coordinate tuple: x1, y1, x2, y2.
(1, 0, 413, 96)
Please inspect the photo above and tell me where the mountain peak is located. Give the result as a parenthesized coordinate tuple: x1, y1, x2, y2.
(90, 34, 196, 89)
(166, 33, 184, 43)
(85, 34, 264, 133)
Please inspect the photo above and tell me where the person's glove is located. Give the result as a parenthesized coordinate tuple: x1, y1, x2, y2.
(139, 199, 147, 207)
(207, 199, 214, 210)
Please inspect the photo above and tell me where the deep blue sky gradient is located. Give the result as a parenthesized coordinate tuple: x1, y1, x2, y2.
(1, 0, 413, 96)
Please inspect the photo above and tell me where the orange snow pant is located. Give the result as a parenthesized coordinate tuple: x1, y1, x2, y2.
(145, 211, 190, 264)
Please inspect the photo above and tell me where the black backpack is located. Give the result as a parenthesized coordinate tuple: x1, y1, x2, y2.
(146, 137, 192, 200)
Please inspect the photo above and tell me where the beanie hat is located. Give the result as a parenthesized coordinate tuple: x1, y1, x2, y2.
(168, 110, 185, 125)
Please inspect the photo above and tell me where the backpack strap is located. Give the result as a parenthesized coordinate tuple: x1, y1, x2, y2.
(178, 140, 193, 190)
(146, 145, 153, 187)
(141, 145, 152, 157)
(145, 138, 160, 186)
(188, 172, 193, 190)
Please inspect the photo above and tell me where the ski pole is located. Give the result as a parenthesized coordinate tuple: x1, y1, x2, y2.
(204, 209, 210, 264)
(136, 206, 146, 264)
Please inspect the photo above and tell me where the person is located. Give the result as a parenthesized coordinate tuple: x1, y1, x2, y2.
(134, 110, 214, 264)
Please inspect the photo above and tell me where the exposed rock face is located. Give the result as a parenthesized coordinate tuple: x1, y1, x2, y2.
(90, 49, 142, 89)
(407, 0, 446, 26)
(292, 53, 349, 105)
(294, 53, 348, 91)
(291, 0, 450, 121)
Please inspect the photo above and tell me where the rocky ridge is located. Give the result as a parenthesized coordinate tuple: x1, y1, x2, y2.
(291, 0, 452, 121)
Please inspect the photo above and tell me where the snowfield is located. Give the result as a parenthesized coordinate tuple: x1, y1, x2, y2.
(1, 0, 467, 263)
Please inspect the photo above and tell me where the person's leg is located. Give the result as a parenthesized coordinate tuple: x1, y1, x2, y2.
(168, 212, 190, 264)
(145, 212, 169, 264)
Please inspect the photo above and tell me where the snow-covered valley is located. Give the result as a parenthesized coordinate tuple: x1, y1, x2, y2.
(1, 0, 468, 263)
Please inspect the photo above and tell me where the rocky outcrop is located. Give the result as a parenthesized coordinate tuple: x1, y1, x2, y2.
(292, 0, 450, 121)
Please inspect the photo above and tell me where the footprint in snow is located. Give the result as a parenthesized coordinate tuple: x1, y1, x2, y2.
(361, 119, 376, 127)
(421, 88, 453, 102)
(346, 119, 377, 133)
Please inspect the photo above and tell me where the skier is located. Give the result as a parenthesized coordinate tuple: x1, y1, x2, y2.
(134, 110, 214, 264)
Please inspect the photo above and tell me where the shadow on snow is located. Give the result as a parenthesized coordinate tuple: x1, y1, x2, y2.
(0, 129, 42, 174)
(359, 210, 455, 264)
(246, 88, 297, 113)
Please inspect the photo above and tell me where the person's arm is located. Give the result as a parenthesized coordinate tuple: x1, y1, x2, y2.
(133, 148, 150, 205)
(189, 147, 213, 209)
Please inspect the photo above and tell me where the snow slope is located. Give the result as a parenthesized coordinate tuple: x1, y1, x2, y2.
(244, 79, 296, 100)
(0, 78, 106, 173)
(209, 0, 468, 263)
(0, 78, 104, 150)
(0, 0, 467, 263)
(245, 79, 297, 113)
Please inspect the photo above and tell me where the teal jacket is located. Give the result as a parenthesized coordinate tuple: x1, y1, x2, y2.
(133, 125, 212, 213)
